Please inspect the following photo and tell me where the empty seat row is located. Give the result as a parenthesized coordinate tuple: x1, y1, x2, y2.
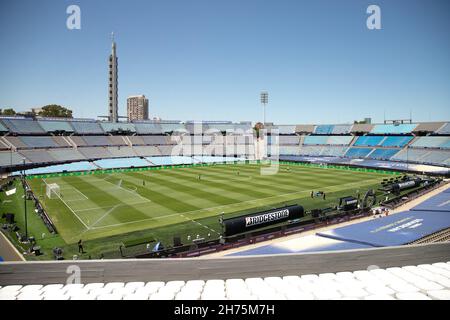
(1, 261, 449, 300)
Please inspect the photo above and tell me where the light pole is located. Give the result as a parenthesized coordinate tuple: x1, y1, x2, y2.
(22, 158, 28, 241)
(260, 91, 268, 125)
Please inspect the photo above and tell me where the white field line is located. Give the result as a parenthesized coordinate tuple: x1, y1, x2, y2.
(180, 213, 221, 235)
(73, 200, 151, 213)
(90, 204, 121, 227)
(95, 175, 151, 203)
(42, 179, 90, 230)
(89, 177, 381, 230)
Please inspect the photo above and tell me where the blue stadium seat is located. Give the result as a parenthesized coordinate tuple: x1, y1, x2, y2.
(368, 148, 400, 160)
(353, 136, 384, 146)
(345, 148, 373, 158)
(370, 124, 417, 134)
(381, 136, 413, 147)
(314, 125, 334, 135)
(38, 120, 74, 133)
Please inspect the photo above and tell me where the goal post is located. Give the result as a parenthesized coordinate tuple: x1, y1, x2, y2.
(46, 183, 60, 199)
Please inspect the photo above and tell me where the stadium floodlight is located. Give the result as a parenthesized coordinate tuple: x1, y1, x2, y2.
(260, 91, 268, 125)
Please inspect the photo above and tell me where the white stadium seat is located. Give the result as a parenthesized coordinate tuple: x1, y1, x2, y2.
(2, 261, 450, 300)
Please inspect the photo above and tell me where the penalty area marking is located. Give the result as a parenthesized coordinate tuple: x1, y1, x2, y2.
(42, 179, 90, 230)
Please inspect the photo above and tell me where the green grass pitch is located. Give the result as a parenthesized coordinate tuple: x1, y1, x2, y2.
(27, 163, 390, 247)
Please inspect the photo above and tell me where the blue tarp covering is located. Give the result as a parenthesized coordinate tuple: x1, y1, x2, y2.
(317, 210, 450, 247)
(93, 157, 150, 169)
(14, 161, 97, 175)
(228, 239, 371, 256)
(410, 191, 450, 212)
(278, 155, 450, 175)
(0, 256, 3, 262)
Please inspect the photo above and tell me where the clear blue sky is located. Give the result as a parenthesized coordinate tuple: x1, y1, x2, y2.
(0, 0, 449, 124)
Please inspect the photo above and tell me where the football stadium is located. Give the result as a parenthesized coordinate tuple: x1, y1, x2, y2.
(1, 0, 450, 305)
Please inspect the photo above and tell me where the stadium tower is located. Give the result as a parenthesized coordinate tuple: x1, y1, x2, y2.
(108, 32, 119, 123)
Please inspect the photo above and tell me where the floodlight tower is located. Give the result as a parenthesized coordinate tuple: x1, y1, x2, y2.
(260, 91, 268, 125)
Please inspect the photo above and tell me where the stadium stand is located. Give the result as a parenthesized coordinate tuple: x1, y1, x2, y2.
(314, 125, 334, 135)
(106, 146, 138, 158)
(353, 136, 385, 146)
(279, 136, 300, 145)
(133, 146, 162, 157)
(381, 136, 413, 147)
(134, 122, 163, 134)
(369, 148, 401, 160)
(411, 137, 450, 149)
(392, 149, 430, 163)
(331, 124, 353, 135)
(413, 122, 446, 134)
(295, 125, 315, 134)
(20, 136, 59, 149)
(100, 122, 136, 133)
(128, 136, 146, 146)
(436, 123, 450, 135)
(78, 147, 112, 159)
(159, 122, 187, 134)
(157, 146, 176, 156)
(82, 136, 113, 146)
(371, 124, 417, 135)
(351, 123, 374, 133)
(303, 136, 329, 145)
(19, 150, 56, 164)
(47, 149, 85, 162)
(1, 118, 45, 134)
(141, 135, 169, 146)
(93, 157, 150, 169)
(1, 258, 450, 300)
(0, 121, 8, 132)
(303, 136, 352, 145)
(277, 125, 296, 135)
(37, 120, 74, 133)
(107, 136, 128, 146)
(345, 148, 373, 158)
(3, 136, 29, 149)
(17, 161, 97, 175)
(69, 136, 87, 147)
(0, 151, 29, 166)
(70, 121, 104, 134)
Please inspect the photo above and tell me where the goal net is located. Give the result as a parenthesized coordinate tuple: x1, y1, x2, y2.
(46, 183, 60, 199)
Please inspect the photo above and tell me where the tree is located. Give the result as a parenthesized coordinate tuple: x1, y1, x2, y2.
(0, 108, 16, 116)
(38, 105, 73, 118)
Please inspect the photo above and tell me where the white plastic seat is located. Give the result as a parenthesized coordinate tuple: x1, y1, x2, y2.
(70, 293, 98, 300)
(42, 284, 64, 292)
(19, 284, 43, 294)
(135, 286, 158, 296)
(432, 263, 450, 271)
(395, 292, 431, 300)
(284, 289, 314, 300)
(96, 293, 123, 300)
(103, 282, 124, 291)
(338, 287, 369, 299)
(145, 281, 165, 290)
(418, 265, 450, 279)
(123, 292, 150, 300)
(311, 288, 341, 300)
(43, 293, 70, 300)
(83, 283, 104, 291)
(124, 282, 145, 290)
(318, 273, 336, 281)
(301, 274, 319, 282)
(16, 292, 43, 300)
(426, 289, 450, 300)
(389, 282, 420, 294)
(364, 294, 395, 300)
(365, 284, 395, 296)
(149, 291, 175, 300)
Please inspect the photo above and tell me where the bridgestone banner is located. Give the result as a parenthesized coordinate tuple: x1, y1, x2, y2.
(224, 205, 304, 236)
